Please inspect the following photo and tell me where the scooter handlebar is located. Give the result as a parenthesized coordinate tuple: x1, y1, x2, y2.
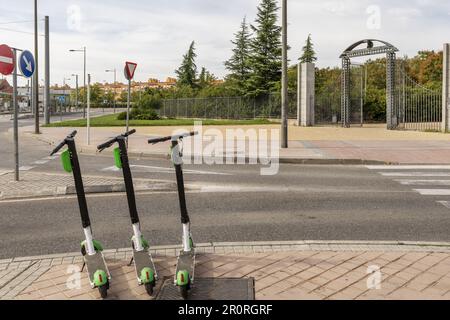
(97, 129, 137, 152)
(148, 131, 198, 145)
(50, 131, 78, 156)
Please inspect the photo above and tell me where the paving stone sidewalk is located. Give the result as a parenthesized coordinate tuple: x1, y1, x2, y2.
(2, 241, 450, 300)
(0, 171, 176, 200)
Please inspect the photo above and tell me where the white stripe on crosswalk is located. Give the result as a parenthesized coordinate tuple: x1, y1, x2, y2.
(396, 180, 450, 186)
(414, 189, 450, 196)
(380, 172, 450, 177)
(367, 165, 450, 170)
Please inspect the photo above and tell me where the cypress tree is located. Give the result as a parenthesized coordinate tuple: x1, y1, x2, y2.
(225, 17, 252, 93)
(247, 0, 282, 97)
(299, 34, 317, 63)
(175, 41, 198, 88)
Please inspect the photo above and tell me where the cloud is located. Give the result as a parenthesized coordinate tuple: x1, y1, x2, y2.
(1, 0, 449, 87)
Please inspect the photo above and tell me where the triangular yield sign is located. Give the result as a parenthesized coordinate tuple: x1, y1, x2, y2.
(125, 62, 137, 80)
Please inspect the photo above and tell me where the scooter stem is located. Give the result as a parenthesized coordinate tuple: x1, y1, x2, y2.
(132, 223, 144, 252)
(83, 227, 96, 256)
(182, 223, 191, 252)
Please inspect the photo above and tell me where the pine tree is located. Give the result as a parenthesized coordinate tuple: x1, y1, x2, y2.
(198, 67, 216, 88)
(225, 17, 252, 93)
(175, 41, 198, 88)
(299, 34, 317, 63)
(247, 0, 282, 97)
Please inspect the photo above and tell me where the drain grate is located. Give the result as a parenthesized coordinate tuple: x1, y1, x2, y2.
(156, 278, 255, 300)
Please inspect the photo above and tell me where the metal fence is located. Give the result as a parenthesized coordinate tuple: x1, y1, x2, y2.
(160, 94, 298, 120)
(396, 70, 442, 132)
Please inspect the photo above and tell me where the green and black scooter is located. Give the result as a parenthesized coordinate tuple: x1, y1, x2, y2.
(148, 131, 198, 299)
(97, 129, 157, 296)
(51, 131, 111, 298)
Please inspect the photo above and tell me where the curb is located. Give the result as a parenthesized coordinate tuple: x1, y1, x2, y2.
(3, 240, 450, 266)
(23, 131, 396, 166)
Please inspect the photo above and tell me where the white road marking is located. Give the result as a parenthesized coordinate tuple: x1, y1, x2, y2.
(19, 166, 35, 171)
(33, 160, 49, 165)
(414, 189, 450, 196)
(395, 180, 450, 186)
(101, 165, 232, 176)
(437, 201, 450, 209)
(367, 165, 450, 170)
(380, 172, 450, 177)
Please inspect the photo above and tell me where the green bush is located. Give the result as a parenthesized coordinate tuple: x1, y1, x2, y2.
(117, 109, 160, 121)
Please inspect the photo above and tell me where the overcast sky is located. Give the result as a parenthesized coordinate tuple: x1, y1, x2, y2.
(1, 0, 449, 87)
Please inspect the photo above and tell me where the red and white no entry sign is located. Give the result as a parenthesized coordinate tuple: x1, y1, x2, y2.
(0, 44, 15, 76)
(124, 61, 137, 81)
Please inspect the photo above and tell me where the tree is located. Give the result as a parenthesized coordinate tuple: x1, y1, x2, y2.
(198, 67, 217, 89)
(175, 41, 198, 88)
(247, 0, 282, 97)
(299, 34, 317, 63)
(225, 17, 252, 94)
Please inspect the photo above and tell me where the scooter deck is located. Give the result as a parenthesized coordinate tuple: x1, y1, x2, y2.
(133, 249, 158, 282)
(175, 250, 196, 283)
(84, 252, 110, 287)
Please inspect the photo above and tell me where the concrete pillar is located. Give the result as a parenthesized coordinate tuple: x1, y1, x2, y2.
(442, 43, 450, 133)
(297, 62, 315, 127)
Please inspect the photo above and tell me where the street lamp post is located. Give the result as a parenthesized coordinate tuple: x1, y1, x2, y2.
(281, 0, 288, 148)
(34, 0, 40, 134)
(69, 47, 86, 118)
(105, 68, 117, 113)
(71, 74, 79, 112)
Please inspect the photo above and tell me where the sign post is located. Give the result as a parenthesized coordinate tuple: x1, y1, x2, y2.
(87, 74, 91, 145)
(124, 62, 137, 139)
(1, 44, 18, 181)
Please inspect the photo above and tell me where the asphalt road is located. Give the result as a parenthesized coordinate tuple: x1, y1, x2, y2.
(2, 160, 450, 259)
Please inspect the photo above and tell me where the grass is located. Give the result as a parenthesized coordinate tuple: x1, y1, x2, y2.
(44, 114, 274, 128)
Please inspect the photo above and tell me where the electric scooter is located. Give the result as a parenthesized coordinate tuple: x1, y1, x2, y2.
(50, 131, 111, 299)
(97, 129, 157, 296)
(148, 131, 198, 300)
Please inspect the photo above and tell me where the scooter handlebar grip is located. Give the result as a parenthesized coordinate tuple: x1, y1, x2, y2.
(148, 131, 198, 145)
(68, 130, 78, 138)
(50, 141, 67, 156)
(123, 129, 136, 137)
(148, 136, 171, 144)
(97, 139, 116, 152)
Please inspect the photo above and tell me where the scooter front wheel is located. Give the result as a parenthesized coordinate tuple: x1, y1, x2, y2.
(180, 284, 189, 300)
(145, 282, 155, 296)
(98, 283, 108, 299)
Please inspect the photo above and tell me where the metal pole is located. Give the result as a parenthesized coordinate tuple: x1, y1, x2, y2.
(83, 47, 86, 118)
(281, 0, 288, 148)
(126, 79, 131, 134)
(87, 74, 91, 145)
(114, 69, 116, 113)
(297, 62, 301, 126)
(360, 66, 364, 127)
(75, 75, 79, 112)
(44, 16, 50, 125)
(34, 0, 40, 134)
(13, 49, 19, 181)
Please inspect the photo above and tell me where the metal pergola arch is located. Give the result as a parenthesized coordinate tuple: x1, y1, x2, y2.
(340, 39, 399, 129)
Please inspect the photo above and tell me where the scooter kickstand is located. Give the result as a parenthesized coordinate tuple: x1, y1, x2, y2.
(128, 257, 134, 267)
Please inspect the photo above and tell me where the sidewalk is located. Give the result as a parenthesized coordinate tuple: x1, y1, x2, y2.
(22, 124, 450, 165)
(0, 171, 176, 201)
(2, 241, 450, 300)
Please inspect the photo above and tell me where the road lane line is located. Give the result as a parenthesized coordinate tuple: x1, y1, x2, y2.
(395, 180, 450, 186)
(367, 165, 450, 170)
(414, 189, 450, 196)
(380, 172, 450, 177)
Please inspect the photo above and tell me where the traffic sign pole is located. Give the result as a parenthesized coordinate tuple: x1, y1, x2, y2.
(12, 49, 19, 181)
(127, 78, 131, 137)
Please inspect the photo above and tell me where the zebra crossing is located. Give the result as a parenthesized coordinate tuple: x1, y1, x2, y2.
(367, 165, 450, 209)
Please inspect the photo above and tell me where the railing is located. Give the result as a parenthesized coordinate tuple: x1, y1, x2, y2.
(160, 94, 298, 120)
